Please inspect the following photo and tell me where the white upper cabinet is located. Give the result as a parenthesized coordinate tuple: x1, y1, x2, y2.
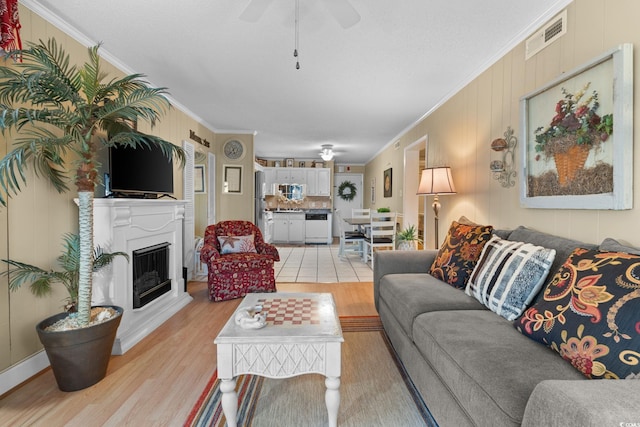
(274, 167, 306, 184)
(305, 168, 331, 196)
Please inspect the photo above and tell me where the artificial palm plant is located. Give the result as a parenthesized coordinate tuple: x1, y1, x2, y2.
(2, 233, 127, 314)
(0, 38, 185, 328)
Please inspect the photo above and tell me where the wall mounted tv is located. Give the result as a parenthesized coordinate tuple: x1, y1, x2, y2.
(108, 142, 174, 198)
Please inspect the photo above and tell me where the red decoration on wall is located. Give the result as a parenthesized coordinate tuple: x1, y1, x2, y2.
(0, 0, 21, 52)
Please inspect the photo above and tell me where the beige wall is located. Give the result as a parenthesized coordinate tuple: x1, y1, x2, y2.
(366, 0, 640, 250)
(216, 133, 255, 223)
(0, 6, 252, 373)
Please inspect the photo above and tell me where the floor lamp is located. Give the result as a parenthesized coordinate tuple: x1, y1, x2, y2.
(417, 167, 456, 249)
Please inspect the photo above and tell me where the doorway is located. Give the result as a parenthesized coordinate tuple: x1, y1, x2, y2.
(332, 173, 363, 237)
(403, 136, 427, 245)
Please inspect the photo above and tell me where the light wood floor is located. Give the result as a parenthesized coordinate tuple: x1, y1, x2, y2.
(0, 281, 376, 427)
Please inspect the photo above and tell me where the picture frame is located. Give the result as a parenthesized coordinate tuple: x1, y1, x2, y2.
(371, 177, 376, 204)
(383, 168, 392, 198)
(223, 165, 243, 195)
(520, 44, 633, 210)
(194, 164, 206, 193)
(285, 158, 294, 168)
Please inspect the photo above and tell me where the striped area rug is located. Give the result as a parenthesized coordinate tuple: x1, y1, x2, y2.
(184, 315, 438, 427)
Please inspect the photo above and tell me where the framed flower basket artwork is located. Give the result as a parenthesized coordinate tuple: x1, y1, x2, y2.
(223, 165, 242, 195)
(194, 165, 206, 193)
(520, 43, 633, 210)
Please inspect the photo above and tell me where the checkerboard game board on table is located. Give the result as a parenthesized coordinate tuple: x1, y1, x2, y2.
(256, 297, 321, 326)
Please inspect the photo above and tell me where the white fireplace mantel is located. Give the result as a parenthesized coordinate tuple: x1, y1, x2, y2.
(89, 198, 193, 354)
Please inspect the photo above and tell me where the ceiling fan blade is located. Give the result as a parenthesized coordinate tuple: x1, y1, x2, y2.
(239, 0, 275, 23)
(322, 0, 361, 29)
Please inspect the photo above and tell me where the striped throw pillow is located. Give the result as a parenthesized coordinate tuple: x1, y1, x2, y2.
(466, 235, 556, 321)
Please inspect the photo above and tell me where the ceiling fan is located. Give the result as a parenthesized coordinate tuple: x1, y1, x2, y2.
(240, 0, 361, 29)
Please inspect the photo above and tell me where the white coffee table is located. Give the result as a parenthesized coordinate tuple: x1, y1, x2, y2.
(215, 292, 344, 427)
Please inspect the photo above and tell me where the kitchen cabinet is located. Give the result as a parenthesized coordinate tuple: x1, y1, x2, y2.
(263, 168, 276, 195)
(304, 168, 331, 196)
(275, 168, 305, 184)
(272, 212, 305, 243)
(316, 168, 331, 196)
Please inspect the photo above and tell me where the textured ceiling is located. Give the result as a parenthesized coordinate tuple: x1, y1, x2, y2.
(23, 0, 571, 164)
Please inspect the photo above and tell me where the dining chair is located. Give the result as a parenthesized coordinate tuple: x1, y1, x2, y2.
(335, 209, 365, 259)
(363, 211, 397, 269)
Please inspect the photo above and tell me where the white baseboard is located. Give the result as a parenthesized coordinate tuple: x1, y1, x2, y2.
(0, 351, 50, 396)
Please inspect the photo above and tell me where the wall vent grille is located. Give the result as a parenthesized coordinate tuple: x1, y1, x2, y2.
(525, 10, 567, 60)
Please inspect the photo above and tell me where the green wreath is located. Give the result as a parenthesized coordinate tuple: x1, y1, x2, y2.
(337, 180, 357, 201)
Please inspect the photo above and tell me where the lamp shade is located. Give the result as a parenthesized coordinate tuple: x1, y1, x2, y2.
(417, 167, 456, 195)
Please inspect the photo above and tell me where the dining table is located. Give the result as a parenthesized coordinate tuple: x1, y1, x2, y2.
(342, 217, 371, 236)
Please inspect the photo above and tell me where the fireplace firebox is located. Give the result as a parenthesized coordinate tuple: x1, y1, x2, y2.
(133, 242, 171, 309)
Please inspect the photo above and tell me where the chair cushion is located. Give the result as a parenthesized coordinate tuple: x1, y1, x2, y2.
(367, 237, 393, 244)
(515, 248, 640, 379)
(209, 252, 273, 274)
(429, 220, 494, 289)
(217, 234, 257, 254)
(466, 235, 556, 321)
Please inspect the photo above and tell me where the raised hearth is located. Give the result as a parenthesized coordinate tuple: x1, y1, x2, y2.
(90, 198, 192, 354)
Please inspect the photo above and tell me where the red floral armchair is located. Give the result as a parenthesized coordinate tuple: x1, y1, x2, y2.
(200, 220, 279, 301)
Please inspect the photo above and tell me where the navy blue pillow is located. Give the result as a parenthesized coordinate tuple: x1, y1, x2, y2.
(516, 248, 640, 379)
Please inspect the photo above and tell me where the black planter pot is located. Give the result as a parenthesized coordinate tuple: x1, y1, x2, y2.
(36, 305, 123, 392)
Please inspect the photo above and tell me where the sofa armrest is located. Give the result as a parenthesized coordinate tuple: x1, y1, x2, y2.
(522, 379, 640, 427)
(199, 243, 220, 264)
(256, 241, 280, 262)
(373, 250, 437, 309)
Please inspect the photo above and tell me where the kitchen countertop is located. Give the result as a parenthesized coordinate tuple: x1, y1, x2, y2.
(267, 209, 331, 214)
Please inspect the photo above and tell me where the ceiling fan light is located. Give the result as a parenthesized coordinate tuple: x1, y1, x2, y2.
(320, 144, 334, 161)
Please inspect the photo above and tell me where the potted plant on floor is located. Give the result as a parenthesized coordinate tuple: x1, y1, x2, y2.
(0, 39, 185, 391)
(1, 233, 128, 390)
(396, 224, 422, 251)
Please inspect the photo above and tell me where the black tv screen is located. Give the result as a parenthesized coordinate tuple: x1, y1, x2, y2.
(109, 143, 174, 196)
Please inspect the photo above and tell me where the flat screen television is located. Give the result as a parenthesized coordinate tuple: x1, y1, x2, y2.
(108, 142, 174, 197)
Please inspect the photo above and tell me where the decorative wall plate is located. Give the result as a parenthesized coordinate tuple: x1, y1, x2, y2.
(223, 139, 245, 161)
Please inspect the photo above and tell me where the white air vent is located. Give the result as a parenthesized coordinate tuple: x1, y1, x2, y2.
(393, 140, 400, 150)
(525, 10, 567, 60)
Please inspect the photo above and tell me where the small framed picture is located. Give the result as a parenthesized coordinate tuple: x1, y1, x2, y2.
(299, 161, 306, 168)
(223, 165, 243, 195)
(383, 168, 392, 198)
(194, 165, 206, 193)
(285, 158, 294, 168)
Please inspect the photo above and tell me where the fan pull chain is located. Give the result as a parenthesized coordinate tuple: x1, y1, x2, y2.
(294, 0, 300, 69)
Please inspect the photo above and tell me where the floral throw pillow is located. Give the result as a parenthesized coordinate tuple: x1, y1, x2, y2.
(429, 221, 494, 289)
(217, 234, 257, 255)
(515, 248, 640, 379)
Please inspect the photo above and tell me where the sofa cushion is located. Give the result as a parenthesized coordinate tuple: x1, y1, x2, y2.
(379, 273, 485, 339)
(507, 226, 597, 301)
(217, 234, 257, 254)
(429, 220, 494, 289)
(516, 248, 640, 379)
(599, 237, 640, 255)
(412, 310, 584, 426)
(466, 235, 556, 321)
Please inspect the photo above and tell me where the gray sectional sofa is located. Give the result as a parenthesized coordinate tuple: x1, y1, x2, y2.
(373, 226, 640, 427)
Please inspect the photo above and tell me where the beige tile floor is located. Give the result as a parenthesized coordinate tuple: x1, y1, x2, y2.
(274, 242, 373, 283)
